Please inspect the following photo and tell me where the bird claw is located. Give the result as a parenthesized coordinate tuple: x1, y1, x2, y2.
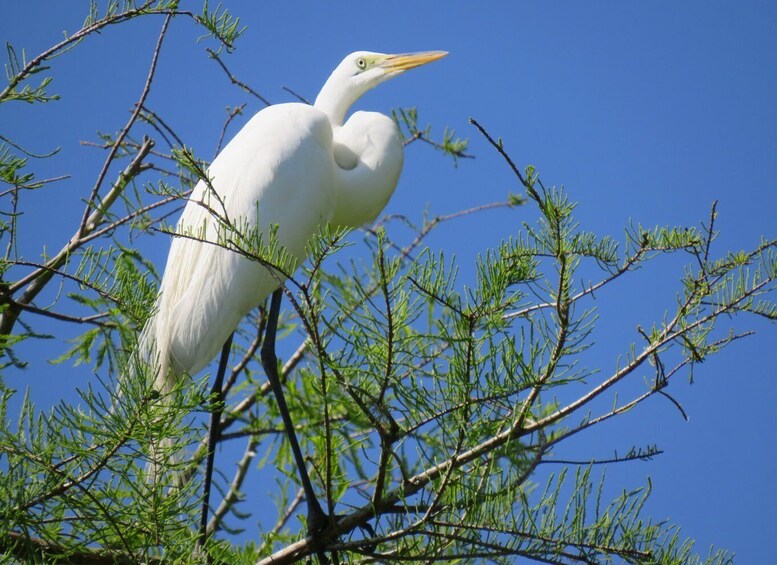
(306, 491, 333, 533)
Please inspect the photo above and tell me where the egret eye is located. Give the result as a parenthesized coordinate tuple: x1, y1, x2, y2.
(356, 57, 367, 70)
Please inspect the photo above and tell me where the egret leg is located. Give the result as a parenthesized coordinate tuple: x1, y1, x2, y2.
(197, 332, 234, 552)
(261, 289, 328, 536)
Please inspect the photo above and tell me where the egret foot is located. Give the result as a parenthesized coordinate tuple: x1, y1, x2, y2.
(307, 497, 329, 536)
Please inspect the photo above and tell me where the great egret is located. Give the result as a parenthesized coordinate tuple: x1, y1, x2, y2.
(139, 51, 447, 540)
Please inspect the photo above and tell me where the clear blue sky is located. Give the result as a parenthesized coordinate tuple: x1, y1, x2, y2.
(2, 2, 776, 562)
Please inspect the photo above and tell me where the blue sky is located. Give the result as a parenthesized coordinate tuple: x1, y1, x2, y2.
(2, 2, 776, 561)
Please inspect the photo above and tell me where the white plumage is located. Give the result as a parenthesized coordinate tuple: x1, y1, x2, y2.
(139, 50, 447, 391)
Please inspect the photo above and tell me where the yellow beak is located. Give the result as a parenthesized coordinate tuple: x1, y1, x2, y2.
(382, 51, 448, 73)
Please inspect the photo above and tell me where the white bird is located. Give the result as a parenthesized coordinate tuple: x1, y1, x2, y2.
(139, 51, 447, 545)
(139, 51, 447, 392)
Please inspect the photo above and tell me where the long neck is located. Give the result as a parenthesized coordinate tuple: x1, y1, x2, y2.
(314, 80, 354, 126)
(314, 67, 373, 126)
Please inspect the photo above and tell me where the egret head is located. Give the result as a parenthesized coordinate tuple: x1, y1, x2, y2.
(315, 50, 447, 125)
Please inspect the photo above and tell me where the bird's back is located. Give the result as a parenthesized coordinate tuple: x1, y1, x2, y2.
(145, 103, 337, 380)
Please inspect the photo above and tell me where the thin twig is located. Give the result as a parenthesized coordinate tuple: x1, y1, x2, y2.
(0, 1, 158, 102)
(469, 117, 541, 202)
(282, 85, 311, 105)
(207, 48, 271, 106)
(79, 15, 171, 236)
(2, 138, 154, 335)
(215, 103, 247, 156)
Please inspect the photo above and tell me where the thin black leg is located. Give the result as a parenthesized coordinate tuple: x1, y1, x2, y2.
(197, 332, 234, 553)
(261, 289, 328, 537)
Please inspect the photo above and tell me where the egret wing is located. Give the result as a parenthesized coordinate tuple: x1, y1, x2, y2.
(148, 103, 336, 377)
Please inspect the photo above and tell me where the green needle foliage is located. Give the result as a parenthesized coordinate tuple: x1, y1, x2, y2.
(0, 3, 775, 564)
